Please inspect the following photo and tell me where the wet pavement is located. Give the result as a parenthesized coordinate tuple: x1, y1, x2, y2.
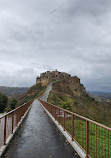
(3, 100, 80, 158)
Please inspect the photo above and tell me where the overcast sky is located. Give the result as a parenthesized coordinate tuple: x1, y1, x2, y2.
(0, 0, 111, 92)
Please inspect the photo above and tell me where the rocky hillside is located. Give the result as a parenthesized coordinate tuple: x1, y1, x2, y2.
(36, 70, 111, 127)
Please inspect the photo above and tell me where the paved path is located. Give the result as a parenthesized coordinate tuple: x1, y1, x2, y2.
(3, 100, 79, 158)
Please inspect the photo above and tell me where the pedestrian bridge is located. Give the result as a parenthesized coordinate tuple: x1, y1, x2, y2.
(0, 84, 111, 158)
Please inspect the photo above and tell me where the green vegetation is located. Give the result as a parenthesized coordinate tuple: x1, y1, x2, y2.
(48, 81, 111, 127)
(9, 99, 17, 109)
(17, 83, 46, 106)
(0, 83, 46, 112)
(48, 92, 73, 110)
(59, 118, 111, 158)
(47, 80, 111, 157)
(0, 93, 8, 113)
(6, 98, 18, 112)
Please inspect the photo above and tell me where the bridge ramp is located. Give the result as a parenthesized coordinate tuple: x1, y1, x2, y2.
(3, 100, 79, 158)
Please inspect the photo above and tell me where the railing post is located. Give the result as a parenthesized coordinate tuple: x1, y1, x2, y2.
(108, 131, 109, 158)
(63, 111, 65, 131)
(51, 105, 52, 115)
(12, 112, 14, 134)
(58, 109, 60, 124)
(4, 116, 7, 145)
(16, 109, 18, 125)
(55, 108, 56, 120)
(85, 121, 89, 158)
(72, 114, 74, 141)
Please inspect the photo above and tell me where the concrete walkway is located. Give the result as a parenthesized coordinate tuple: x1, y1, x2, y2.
(3, 100, 80, 158)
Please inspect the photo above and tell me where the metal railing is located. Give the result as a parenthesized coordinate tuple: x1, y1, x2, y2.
(0, 100, 33, 149)
(39, 99, 111, 158)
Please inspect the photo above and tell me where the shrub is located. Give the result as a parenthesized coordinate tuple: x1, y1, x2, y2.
(9, 99, 17, 110)
(0, 93, 8, 112)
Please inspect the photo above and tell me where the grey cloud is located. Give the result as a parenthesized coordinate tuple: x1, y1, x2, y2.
(65, 0, 111, 17)
(0, 0, 111, 92)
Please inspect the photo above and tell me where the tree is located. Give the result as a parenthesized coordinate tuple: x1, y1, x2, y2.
(0, 93, 8, 113)
(9, 99, 17, 110)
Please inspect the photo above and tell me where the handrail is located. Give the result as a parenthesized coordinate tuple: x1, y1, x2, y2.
(39, 97, 111, 158)
(0, 102, 30, 119)
(0, 99, 33, 149)
(39, 99, 111, 132)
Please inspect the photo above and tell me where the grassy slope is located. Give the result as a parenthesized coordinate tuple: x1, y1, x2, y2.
(48, 81, 111, 157)
(17, 83, 46, 106)
(48, 81, 111, 127)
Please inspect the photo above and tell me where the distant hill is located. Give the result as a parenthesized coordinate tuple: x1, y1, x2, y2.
(0, 86, 28, 96)
(89, 92, 111, 102)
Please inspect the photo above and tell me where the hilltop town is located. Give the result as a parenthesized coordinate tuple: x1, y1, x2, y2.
(36, 70, 86, 96)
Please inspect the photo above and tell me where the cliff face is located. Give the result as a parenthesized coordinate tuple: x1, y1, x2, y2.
(36, 70, 86, 96)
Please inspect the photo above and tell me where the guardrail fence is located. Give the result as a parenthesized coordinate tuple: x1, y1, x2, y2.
(39, 99, 111, 158)
(0, 100, 33, 149)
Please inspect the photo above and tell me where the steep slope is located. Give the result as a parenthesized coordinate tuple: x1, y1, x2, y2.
(42, 72, 111, 127)
(17, 83, 46, 106)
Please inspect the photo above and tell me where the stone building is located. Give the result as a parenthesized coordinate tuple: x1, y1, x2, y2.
(36, 70, 86, 93)
(36, 70, 69, 84)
